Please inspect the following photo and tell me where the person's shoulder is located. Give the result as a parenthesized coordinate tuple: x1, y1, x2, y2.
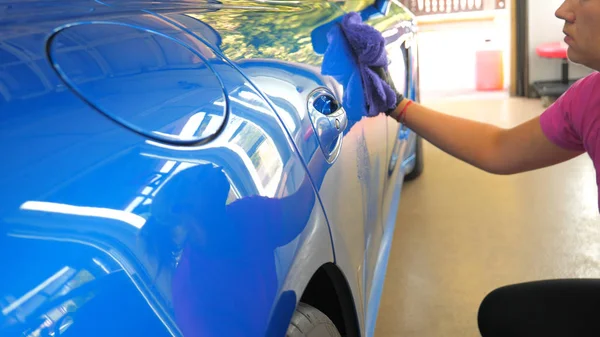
(567, 71, 600, 95)
(584, 71, 600, 95)
(553, 71, 600, 113)
(538, 72, 599, 152)
(583, 71, 600, 82)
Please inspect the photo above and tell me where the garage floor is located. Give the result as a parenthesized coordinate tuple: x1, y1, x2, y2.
(375, 97, 599, 337)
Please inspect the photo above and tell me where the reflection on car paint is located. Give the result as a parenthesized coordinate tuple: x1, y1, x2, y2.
(48, 21, 228, 145)
(1, 1, 420, 336)
(0, 6, 330, 336)
(0, 237, 173, 336)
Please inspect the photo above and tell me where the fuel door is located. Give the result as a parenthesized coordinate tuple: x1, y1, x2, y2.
(307, 88, 348, 163)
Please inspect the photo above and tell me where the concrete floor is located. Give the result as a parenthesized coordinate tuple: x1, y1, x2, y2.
(375, 96, 599, 337)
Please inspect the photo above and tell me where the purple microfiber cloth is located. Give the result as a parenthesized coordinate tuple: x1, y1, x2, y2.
(321, 21, 366, 119)
(338, 12, 397, 117)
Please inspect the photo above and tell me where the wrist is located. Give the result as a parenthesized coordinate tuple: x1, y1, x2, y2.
(391, 98, 411, 122)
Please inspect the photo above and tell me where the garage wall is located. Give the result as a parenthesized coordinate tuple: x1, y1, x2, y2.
(416, 11, 510, 99)
(527, 0, 592, 84)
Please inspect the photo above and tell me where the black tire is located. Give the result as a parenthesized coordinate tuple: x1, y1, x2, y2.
(286, 303, 341, 337)
(404, 135, 423, 181)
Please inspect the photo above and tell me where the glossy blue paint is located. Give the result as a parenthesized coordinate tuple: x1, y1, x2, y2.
(48, 21, 229, 145)
(0, 1, 420, 336)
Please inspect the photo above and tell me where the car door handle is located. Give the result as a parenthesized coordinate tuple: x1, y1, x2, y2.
(308, 88, 348, 163)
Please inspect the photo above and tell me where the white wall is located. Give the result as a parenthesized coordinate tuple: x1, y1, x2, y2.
(416, 11, 511, 98)
(528, 0, 592, 83)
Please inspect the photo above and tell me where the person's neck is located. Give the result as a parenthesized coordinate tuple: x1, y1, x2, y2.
(584, 60, 600, 72)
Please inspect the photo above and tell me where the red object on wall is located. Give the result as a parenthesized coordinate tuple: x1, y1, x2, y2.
(476, 39, 504, 91)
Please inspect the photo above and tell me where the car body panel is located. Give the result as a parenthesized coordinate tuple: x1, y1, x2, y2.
(48, 21, 229, 145)
(151, 2, 419, 335)
(0, 5, 333, 336)
(0, 1, 420, 336)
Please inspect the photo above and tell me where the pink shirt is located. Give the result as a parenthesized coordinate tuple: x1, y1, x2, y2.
(540, 71, 600, 210)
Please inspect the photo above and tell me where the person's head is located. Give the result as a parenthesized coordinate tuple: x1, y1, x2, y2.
(556, 0, 600, 70)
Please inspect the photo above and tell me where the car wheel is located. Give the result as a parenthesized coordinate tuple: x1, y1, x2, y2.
(404, 135, 423, 181)
(286, 303, 341, 337)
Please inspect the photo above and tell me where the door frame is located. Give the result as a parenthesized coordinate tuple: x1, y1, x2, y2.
(509, 0, 529, 97)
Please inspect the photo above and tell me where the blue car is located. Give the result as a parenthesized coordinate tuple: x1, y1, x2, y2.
(0, 1, 422, 336)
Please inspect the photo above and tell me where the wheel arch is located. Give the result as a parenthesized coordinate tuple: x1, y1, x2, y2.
(300, 263, 361, 337)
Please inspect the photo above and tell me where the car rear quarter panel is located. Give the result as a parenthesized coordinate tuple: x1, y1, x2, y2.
(0, 4, 334, 336)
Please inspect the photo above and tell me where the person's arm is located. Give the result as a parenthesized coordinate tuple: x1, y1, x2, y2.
(390, 99, 583, 175)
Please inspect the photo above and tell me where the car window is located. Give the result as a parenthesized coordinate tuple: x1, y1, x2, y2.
(0, 236, 173, 337)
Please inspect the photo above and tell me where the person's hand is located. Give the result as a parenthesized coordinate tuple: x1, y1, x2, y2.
(370, 65, 405, 116)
